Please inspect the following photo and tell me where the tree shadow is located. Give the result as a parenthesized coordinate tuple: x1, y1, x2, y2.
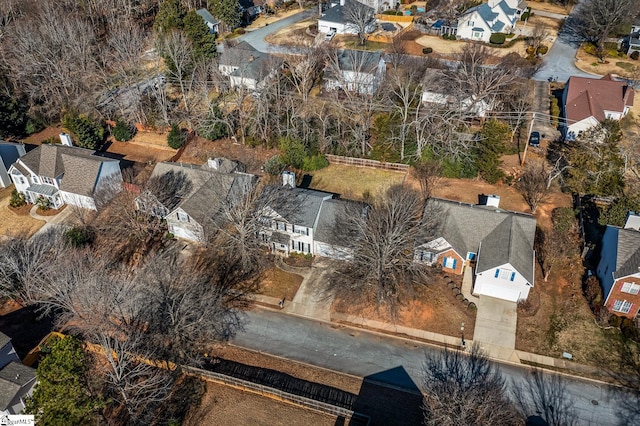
(0, 306, 55, 360)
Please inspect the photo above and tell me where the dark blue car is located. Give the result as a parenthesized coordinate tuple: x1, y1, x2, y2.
(529, 131, 540, 147)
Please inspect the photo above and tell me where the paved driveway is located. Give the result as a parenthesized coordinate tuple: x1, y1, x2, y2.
(235, 9, 316, 53)
(473, 296, 518, 350)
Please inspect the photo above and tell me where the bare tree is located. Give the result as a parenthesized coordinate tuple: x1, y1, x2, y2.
(343, 0, 374, 46)
(329, 185, 434, 312)
(422, 344, 522, 426)
(525, 21, 550, 55)
(574, 0, 635, 58)
(515, 161, 549, 213)
(511, 369, 578, 426)
(535, 208, 581, 282)
(412, 160, 443, 201)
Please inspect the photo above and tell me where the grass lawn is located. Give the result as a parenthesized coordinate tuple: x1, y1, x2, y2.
(340, 37, 390, 51)
(307, 164, 406, 200)
(0, 186, 45, 238)
(258, 267, 304, 300)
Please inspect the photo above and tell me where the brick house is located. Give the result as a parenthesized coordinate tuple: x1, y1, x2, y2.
(597, 213, 640, 318)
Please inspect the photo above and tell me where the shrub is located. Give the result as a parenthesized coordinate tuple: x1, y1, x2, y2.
(490, 32, 506, 45)
(112, 119, 135, 142)
(42, 136, 60, 145)
(422, 47, 433, 54)
(550, 96, 560, 127)
(36, 196, 51, 211)
(302, 154, 329, 171)
(279, 137, 306, 169)
(621, 318, 638, 339)
(631, 51, 640, 60)
(234, 28, 245, 35)
(9, 190, 25, 208)
(25, 118, 45, 135)
(536, 45, 549, 55)
(264, 155, 284, 176)
(609, 315, 622, 327)
(167, 123, 186, 149)
(65, 226, 93, 247)
(520, 11, 529, 21)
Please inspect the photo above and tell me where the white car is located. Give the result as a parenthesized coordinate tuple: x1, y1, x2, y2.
(325, 31, 336, 41)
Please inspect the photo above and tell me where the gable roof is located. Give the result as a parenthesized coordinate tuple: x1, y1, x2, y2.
(15, 144, 118, 197)
(196, 8, 220, 25)
(0, 332, 10, 351)
(0, 361, 35, 410)
(464, 3, 499, 23)
(315, 198, 363, 247)
(0, 142, 25, 170)
(613, 228, 640, 279)
(320, 0, 374, 25)
(333, 49, 382, 73)
(266, 186, 334, 228)
(220, 41, 281, 80)
(424, 198, 536, 282)
(564, 75, 635, 124)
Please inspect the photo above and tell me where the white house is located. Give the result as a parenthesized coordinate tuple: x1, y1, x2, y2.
(562, 74, 635, 140)
(0, 142, 26, 188)
(415, 197, 536, 302)
(196, 8, 221, 34)
(421, 90, 494, 118)
(8, 144, 122, 210)
(324, 49, 386, 95)
(218, 41, 283, 91)
(318, 0, 376, 36)
(456, 0, 521, 42)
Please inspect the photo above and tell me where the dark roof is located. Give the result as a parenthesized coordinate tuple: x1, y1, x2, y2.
(564, 75, 635, 124)
(218, 41, 257, 67)
(220, 41, 282, 80)
(0, 361, 36, 410)
(15, 144, 118, 196)
(613, 228, 640, 279)
(335, 49, 382, 73)
(320, 0, 373, 25)
(424, 198, 536, 283)
(267, 186, 334, 228)
(314, 198, 363, 247)
(0, 142, 24, 170)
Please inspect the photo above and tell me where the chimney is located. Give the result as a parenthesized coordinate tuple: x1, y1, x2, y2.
(340, 0, 345, 6)
(282, 171, 295, 188)
(479, 193, 500, 208)
(207, 158, 220, 170)
(59, 133, 73, 146)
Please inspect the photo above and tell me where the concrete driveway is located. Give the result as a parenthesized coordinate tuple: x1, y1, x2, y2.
(533, 2, 596, 82)
(283, 258, 334, 321)
(473, 296, 518, 351)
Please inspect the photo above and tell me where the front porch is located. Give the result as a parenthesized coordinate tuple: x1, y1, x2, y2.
(24, 184, 63, 210)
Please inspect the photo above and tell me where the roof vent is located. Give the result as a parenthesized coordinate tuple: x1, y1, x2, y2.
(478, 193, 500, 208)
(59, 133, 73, 146)
(282, 171, 295, 188)
(15, 374, 19, 380)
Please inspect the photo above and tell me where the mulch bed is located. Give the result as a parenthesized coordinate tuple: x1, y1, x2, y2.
(8, 204, 32, 216)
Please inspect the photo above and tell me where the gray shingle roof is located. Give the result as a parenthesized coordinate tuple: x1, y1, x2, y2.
(266, 186, 333, 228)
(613, 228, 640, 279)
(0, 361, 36, 410)
(314, 198, 362, 247)
(320, 0, 373, 25)
(16, 145, 118, 196)
(465, 3, 498, 23)
(196, 8, 220, 25)
(220, 41, 282, 80)
(0, 333, 10, 351)
(424, 198, 536, 282)
(336, 49, 381, 73)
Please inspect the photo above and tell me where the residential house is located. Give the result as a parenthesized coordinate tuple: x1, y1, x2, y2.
(196, 8, 221, 34)
(0, 332, 36, 415)
(318, 0, 376, 36)
(0, 142, 26, 188)
(415, 196, 536, 302)
(217, 41, 283, 91)
(324, 49, 386, 95)
(562, 74, 634, 140)
(456, 0, 522, 43)
(314, 199, 362, 259)
(596, 213, 640, 319)
(139, 160, 255, 242)
(8, 144, 122, 210)
(421, 89, 494, 118)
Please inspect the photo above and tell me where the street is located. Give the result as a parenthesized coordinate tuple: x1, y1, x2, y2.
(237, 9, 316, 53)
(234, 309, 623, 425)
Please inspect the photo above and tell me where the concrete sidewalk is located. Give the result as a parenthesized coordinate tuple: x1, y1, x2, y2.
(31, 205, 73, 236)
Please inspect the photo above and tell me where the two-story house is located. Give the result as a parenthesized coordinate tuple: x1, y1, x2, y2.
(324, 49, 386, 95)
(218, 41, 283, 91)
(318, 0, 376, 36)
(8, 144, 122, 210)
(415, 196, 536, 302)
(0, 141, 26, 188)
(456, 0, 522, 42)
(597, 213, 640, 319)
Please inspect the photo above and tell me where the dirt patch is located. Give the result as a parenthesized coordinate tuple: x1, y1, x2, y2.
(528, 0, 572, 14)
(184, 381, 337, 426)
(0, 186, 45, 238)
(177, 137, 278, 175)
(308, 164, 406, 200)
(332, 272, 475, 339)
(23, 126, 65, 145)
(103, 139, 175, 164)
(258, 267, 304, 300)
(264, 20, 315, 47)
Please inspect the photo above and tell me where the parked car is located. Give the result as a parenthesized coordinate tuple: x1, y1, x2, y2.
(529, 131, 540, 147)
(325, 30, 336, 41)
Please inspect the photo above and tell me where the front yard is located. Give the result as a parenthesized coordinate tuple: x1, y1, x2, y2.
(575, 43, 640, 78)
(0, 186, 46, 238)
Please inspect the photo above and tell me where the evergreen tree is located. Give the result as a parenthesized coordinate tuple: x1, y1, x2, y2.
(25, 336, 102, 425)
(279, 137, 306, 170)
(167, 123, 186, 149)
(183, 10, 217, 59)
(0, 93, 27, 138)
(154, 0, 186, 33)
(210, 0, 242, 32)
(112, 119, 135, 142)
(476, 119, 510, 184)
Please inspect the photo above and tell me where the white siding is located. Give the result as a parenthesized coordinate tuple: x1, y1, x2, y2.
(474, 263, 531, 302)
(61, 192, 97, 210)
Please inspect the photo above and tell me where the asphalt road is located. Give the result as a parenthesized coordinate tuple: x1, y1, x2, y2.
(237, 9, 316, 53)
(533, 2, 595, 82)
(234, 309, 625, 425)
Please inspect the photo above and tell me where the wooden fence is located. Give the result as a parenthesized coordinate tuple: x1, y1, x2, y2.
(375, 14, 414, 23)
(183, 365, 370, 424)
(325, 154, 410, 172)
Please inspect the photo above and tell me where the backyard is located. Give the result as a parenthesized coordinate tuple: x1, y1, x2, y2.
(306, 164, 407, 200)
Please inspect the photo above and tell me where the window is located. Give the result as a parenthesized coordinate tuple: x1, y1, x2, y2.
(613, 300, 633, 314)
(277, 222, 286, 231)
(41, 176, 55, 185)
(419, 251, 434, 262)
(621, 282, 640, 295)
(294, 225, 308, 235)
(495, 269, 516, 281)
(444, 257, 456, 269)
(177, 212, 189, 222)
